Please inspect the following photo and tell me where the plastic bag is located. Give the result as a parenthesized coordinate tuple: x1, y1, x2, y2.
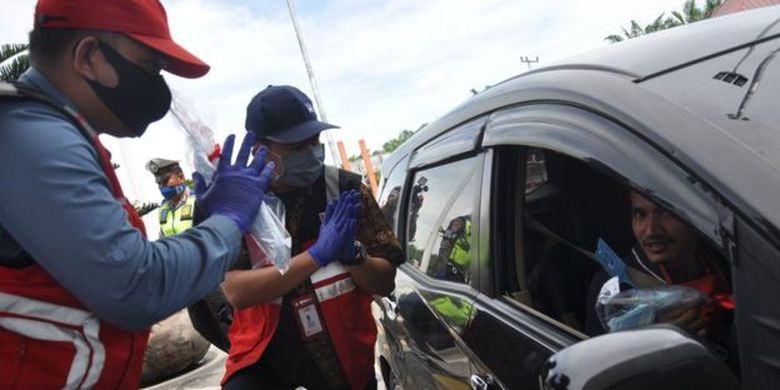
(171, 95, 292, 273)
(244, 194, 292, 272)
(597, 284, 707, 332)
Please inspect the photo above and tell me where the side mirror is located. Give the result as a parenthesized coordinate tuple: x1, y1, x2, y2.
(539, 326, 739, 390)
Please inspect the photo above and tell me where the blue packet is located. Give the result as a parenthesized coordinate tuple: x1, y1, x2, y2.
(594, 238, 635, 288)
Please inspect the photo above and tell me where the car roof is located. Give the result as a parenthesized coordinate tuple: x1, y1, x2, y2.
(542, 5, 780, 80)
(385, 6, 780, 171)
(382, 6, 780, 239)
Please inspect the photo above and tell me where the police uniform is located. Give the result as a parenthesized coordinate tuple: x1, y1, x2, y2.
(146, 158, 196, 237)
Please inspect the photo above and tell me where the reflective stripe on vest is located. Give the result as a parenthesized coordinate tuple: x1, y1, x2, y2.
(315, 278, 356, 302)
(311, 262, 356, 302)
(0, 292, 105, 388)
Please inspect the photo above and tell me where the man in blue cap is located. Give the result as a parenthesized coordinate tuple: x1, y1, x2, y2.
(218, 85, 404, 389)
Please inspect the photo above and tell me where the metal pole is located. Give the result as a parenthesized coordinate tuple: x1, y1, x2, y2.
(520, 56, 539, 71)
(285, 0, 341, 167)
(337, 141, 352, 171)
(359, 139, 379, 198)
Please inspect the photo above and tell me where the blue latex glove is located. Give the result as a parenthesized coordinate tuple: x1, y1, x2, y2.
(336, 190, 363, 265)
(308, 191, 360, 267)
(193, 133, 275, 233)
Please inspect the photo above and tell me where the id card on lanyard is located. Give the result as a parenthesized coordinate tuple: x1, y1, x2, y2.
(292, 294, 325, 340)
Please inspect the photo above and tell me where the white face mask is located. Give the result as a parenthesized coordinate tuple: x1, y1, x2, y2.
(275, 143, 325, 188)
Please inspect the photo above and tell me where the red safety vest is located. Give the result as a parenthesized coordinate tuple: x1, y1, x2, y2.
(0, 83, 150, 389)
(223, 261, 376, 389)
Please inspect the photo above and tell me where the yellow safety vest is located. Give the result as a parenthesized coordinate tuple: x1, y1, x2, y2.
(429, 296, 471, 328)
(159, 193, 196, 237)
(449, 220, 472, 267)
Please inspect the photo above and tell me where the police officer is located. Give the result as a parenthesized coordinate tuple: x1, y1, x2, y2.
(147, 158, 196, 237)
(436, 215, 472, 283)
(143, 158, 213, 384)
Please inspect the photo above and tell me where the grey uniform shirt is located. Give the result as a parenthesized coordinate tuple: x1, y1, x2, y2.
(0, 68, 240, 330)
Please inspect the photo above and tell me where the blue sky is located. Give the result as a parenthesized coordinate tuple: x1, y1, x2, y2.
(1, 0, 684, 203)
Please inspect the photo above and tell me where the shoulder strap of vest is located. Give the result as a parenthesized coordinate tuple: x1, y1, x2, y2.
(0, 82, 87, 268)
(0, 80, 135, 203)
(324, 165, 362, 202)
(0, 81, 98, 142)
(325, 165, 340, 202)
(0, 81, 145, 267)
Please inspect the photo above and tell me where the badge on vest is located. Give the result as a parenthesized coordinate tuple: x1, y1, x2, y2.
(180, 204, 193, 220)
(292, 294, 324, 340)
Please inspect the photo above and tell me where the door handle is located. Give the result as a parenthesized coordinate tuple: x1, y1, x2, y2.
(470, 374, 497, 390)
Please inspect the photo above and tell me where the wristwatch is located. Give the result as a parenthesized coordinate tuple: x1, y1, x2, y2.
(349, 240, 369, 266)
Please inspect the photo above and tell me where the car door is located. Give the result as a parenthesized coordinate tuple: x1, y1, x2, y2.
(636, 33, 780, 389)
(376, 118, 500, 389)
(460, 102, 730, 389)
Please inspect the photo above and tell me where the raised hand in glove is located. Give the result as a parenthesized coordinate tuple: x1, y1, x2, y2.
(335, 190, 365, 265)
(193, 132, 275, 233)
(308, 191, 361, 267)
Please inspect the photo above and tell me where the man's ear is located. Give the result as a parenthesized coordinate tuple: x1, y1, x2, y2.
(72, 36, 117, 86)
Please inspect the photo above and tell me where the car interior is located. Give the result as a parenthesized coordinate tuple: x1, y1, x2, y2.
(497, 147, 734, 338)
(521, 148, 634, 332)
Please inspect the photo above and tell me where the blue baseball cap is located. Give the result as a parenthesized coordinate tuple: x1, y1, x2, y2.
(245, 85, 339, 144)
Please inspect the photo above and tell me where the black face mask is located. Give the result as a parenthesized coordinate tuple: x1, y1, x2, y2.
(85, 41, 172, 137)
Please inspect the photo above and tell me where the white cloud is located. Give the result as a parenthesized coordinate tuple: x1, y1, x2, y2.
(1, 0, 683, 202)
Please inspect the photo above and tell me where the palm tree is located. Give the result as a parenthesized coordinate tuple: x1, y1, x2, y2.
(605, 14, 674, 43)
(671, 0, 723, 24)
(605, 0, 723, 43)
(0, 43, 30, 81)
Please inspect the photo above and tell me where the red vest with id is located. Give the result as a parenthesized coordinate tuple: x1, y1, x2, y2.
(223, 260, 377, 389)
(0, 83, 150, 389)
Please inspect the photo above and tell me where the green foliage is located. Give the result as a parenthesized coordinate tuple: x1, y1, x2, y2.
(0, 44, 30, 81)
(135, 202, 160, 217)
(605, 0, 722, 43)
(0, 44, 28, 63)
(346, 124, 425, 164)
(407, 244, 424, 264)
(381, 123, 425, 155)
(382, 129, 415, 154)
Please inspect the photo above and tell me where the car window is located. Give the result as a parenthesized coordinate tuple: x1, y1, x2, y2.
(517, 148, 631, 332)
(483, 103, 723, 248)
(377, 156, 408, 233)
(499, 147, 732, 339)
(407, 156, 481, 284)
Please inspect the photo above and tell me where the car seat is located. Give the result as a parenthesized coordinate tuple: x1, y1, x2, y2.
(525, 156, 631, 330)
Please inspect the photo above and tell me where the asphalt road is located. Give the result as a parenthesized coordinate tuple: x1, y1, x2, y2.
(143, 345, 387, 390)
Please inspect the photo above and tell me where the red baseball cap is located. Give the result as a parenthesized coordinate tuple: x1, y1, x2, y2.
(34, 0, 210, 78)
